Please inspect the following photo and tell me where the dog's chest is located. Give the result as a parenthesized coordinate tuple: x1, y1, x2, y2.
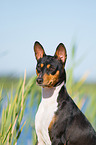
(35, 84, 64, 145)
(35, 98, 57, 144)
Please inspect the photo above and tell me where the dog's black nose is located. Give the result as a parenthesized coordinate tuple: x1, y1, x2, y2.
(36, 78, 43, 84)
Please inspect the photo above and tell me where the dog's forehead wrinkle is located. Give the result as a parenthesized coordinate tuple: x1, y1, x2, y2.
(40, 56, 59, 66)
(43, 56, 54, 63)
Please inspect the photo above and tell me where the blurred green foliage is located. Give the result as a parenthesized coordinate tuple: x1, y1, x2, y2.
(0, 71, 38, 144)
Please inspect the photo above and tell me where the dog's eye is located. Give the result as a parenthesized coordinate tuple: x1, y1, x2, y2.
(37, 63, 44, 73)
(50, 66, 55, 71)
(37, 63, 44, 68)
(36, 64, 41, 72)
(37, 63, 41, 67)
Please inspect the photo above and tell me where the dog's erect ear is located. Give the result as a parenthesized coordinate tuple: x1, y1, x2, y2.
(34, 41, 45, 60)
(54, 43, 67, 64)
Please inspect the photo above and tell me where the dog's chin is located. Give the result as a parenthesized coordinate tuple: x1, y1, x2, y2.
(36, 81, 54, 88)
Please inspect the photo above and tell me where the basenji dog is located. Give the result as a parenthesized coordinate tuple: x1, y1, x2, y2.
(34, 41, 96, 145)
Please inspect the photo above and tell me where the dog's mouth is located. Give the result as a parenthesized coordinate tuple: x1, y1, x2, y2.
(36, 80, 53, 88)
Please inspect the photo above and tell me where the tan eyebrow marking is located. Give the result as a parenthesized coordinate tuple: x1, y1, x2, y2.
(41, 63, 44, 68)
(47, 64, 51, 69)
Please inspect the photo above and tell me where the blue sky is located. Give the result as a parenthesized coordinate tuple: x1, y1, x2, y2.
(0, 0, 96, 82)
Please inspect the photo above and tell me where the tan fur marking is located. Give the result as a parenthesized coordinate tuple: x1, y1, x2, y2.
(47, 64, 51, 69)
(48, 115, 57, 131)
(41, 63, 44, 68)
(43, 70, 59, 87)
(36, 69, 39, 76)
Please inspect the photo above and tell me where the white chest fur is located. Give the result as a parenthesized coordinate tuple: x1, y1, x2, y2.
(35, 82, 64, 145)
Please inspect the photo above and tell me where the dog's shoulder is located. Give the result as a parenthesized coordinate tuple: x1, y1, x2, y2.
(49, 85, 96, 145)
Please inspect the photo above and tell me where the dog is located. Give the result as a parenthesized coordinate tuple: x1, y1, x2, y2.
(34, 41, 96, 145)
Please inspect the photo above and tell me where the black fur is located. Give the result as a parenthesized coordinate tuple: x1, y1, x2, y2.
(49, 86, 96, 145)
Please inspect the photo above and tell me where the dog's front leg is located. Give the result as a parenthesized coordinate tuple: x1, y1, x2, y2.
(36, 141, 45, 145)
(35, 134, 45, 145)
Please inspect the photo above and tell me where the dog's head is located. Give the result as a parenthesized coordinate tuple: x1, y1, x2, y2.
(34, 41, 67, 87)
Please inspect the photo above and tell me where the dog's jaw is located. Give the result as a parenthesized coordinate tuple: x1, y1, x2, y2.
(35, 82, 64, 145)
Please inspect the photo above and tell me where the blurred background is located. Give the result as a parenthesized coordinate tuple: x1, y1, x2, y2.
(0, 0, 96, 145)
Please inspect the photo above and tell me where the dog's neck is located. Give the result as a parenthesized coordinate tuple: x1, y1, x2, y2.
(42, 81, 64, 99)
